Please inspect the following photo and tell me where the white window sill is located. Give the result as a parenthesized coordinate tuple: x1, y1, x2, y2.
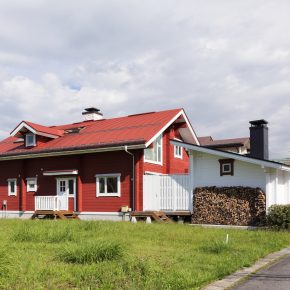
(144, 159, 163, 166)
(97, 194, 121, 197)
(174, 155, 183, 159)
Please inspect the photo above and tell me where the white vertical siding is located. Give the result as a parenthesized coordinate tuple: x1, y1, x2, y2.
(267, 170, 290, 207)
(192, 153, 266, 190)
(143, 175, 192, 211)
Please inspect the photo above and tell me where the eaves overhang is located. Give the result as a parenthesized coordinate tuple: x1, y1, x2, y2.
(0, 140, 146, 161)
(171, 140, 290, 172)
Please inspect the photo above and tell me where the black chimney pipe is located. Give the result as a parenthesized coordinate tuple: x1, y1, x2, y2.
(249, 119, 269, 160)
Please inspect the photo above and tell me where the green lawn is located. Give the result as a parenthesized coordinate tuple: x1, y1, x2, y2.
(0, 220, 289, 289)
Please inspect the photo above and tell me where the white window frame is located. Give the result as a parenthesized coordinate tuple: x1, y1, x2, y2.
(56, 177, 76, 198)
(26, 177, 37, 192)
(174, 145, 183, 159)
(25, 133, 36, 147)
(144, 135, 163, 165)
(8, 178, 17, 196)
(95, 173, 121, 197)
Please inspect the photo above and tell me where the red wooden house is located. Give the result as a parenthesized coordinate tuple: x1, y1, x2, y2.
(0, 107, 198, 219)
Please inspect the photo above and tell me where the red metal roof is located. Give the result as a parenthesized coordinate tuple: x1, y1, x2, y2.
(0, 108, 189, 157)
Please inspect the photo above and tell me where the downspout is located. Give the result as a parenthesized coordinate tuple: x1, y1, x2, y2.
(124, 146, 135, 211)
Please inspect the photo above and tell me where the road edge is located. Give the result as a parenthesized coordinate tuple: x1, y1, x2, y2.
(202, 246, 290, 290)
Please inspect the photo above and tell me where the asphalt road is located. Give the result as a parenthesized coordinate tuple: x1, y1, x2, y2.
(234, 254, 290, 290)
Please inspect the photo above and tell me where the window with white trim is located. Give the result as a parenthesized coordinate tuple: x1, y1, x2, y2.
(174, 145, 183, 159)
(96, 174, 121, 197)
(26, 177, 37, 192)
(144, 135, 162, 164)
(8, 179, 17, 196)
(25, 133, 36, 147)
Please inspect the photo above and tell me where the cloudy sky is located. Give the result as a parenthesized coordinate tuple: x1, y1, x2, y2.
(0, 0, 289, 158)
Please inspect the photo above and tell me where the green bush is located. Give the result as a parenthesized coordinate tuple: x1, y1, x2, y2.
(267, 205, 290, 229)
(59, 241, 123, 264)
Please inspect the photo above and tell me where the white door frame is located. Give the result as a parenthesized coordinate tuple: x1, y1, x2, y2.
(56, 177, 76, 211)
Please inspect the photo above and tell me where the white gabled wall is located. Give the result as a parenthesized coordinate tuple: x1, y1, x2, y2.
(189, 151, 290, 209)
(190, 152, 266, 190)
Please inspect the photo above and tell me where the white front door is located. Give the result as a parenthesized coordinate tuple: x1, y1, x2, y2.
(57, 179, 68, 196)
(56, 178, 76, 210)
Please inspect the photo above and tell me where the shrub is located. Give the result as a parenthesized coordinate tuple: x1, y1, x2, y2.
(267, 205, 290, 229)
(59, 241, 123, 264)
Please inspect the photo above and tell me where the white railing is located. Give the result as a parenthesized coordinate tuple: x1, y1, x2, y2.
(35, 196, 69, 211)
(143, 174, 193, 211)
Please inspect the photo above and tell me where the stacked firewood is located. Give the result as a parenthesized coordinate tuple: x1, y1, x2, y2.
(191, 186, 266, 226)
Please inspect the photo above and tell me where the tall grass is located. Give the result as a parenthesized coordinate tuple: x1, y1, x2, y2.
(59, 241, 123, 264)
(12, 222, 77, 243)
(0, 219, 289, 289)
(200, 240, 230, 254)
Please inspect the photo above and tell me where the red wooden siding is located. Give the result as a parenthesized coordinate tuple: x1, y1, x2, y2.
(80, 151, 132, 212)
(0, 151, 135, 213)
(143, 125, 189, 174)
(0, 160, 22, 211)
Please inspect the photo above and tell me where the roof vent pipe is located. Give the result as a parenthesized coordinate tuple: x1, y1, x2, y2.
(249, 119, 269, 160)
(82, 107, 103, 121)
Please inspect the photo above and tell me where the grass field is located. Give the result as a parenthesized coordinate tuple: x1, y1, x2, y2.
(0, 220, 289, 289)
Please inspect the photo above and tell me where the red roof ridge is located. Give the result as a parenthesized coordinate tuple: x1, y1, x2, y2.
(51, 108, 183, 130)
